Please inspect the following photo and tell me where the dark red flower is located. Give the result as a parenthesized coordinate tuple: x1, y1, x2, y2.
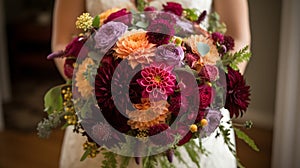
(225, 66, 251, 117)
(177, 123, 193, 146)
(211, 32, 224, 44)
(199, 65, 219, 82)
(104, 8, 132, 26)
(146, 32, 171, 46)
(148, 124, 175, 146)
(64, 36, 87, 59)
(64, 58, 76, 79)
(147, 18, 175, 45)
(224, 35, 235, 51)
(162, 2, 183, 16)
(144, 6, 157, 12)
(184, 53, 199, 68)
(199, 84, 214, 109)
(168, 93, 188, 117)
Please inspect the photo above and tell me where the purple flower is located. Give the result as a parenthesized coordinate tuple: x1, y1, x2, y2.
(200, 109, 223, 138)
(155, 44, 184, 66)
(175, 18, 194, 36)
(94, 21, 128, 53)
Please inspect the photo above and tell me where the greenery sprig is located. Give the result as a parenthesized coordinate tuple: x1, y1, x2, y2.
(222, 46, 252, 71)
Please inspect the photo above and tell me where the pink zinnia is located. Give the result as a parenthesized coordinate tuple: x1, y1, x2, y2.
(137, 64, 176, 100)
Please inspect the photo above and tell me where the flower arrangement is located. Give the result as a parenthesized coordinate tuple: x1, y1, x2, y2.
(37, 1, 258, 168)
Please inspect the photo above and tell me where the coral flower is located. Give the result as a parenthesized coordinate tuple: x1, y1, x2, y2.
(74, 58, 95, 98)
(114, 30, 156, 60)
(137, 64, 176, 100)
(126, 98, 170, 130)
(184, 35, 220, 66)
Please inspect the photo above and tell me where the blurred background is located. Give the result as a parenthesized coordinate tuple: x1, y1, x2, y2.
(0, 0, 299, 167)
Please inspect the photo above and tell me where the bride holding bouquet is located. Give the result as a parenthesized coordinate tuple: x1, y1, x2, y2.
(49, 0, 251, 167)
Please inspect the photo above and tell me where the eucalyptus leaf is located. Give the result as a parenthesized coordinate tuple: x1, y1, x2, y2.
(44, 85, 66, 114)
(135, 21, 149, 29)
(197, 42, 210, 56)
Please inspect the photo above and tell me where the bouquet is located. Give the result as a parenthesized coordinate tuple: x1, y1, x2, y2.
(37, 1, 258, 167)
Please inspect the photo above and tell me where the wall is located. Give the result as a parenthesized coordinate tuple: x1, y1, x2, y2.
(241, 0, 282, 129)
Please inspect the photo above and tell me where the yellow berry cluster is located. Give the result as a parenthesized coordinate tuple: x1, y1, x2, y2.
(61, 86, 77, 125)
(75, 13, 93, 31)
(189, 119, 208, 133)
(136, 130, 149, 141)
(83, 141, 100, 158)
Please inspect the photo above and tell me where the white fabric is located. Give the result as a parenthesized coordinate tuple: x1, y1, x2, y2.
(60, 0, 237, 167)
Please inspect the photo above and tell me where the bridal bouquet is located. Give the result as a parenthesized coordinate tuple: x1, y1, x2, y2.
(37, 1, 258, 167)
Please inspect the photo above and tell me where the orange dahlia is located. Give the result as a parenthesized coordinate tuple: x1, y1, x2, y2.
(75, 58, 94, 98)
(114, 30, 156, 60)
(184, 35, 220, 66)
(126, 98, 170, 130)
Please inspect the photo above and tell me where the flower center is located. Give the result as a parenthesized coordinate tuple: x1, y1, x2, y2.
(154, 75, 162, 83)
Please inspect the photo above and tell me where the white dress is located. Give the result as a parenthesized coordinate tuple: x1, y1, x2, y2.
(59, 0, 237, 167)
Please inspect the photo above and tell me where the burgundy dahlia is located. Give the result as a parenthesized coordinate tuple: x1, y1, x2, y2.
(162, 2, 183, 16)
(225, 66, 251, 117)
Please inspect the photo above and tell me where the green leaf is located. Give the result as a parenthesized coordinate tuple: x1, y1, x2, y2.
(119, 156, 131, 168)
(208, 12, 227, 34)
(136, 0, 147, 12)
(197, 42, 210, 56)
(183, 141, 201, 168)
(173, 149, 189, 167)
(234, 127, 260, 152)
(92, 15, 100, 28)
(44, 85, 65, 114)
(80, 149, 91, 161)
(221, 46, 252, 71)
(184, 8, 199, 21)
(101, 151, 117, 168)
